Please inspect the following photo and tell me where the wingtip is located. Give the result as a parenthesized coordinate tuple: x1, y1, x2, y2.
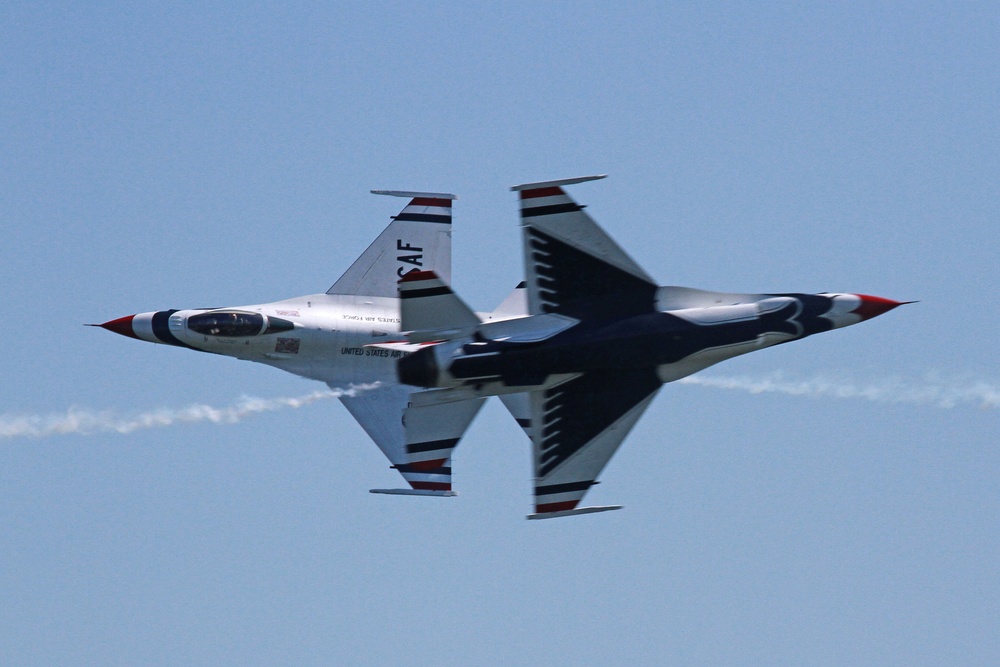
(371, 190, 458, 200)
(527, 505, 623, 520)
(369, 488, 458, 497)
(510, 174, 607, 192)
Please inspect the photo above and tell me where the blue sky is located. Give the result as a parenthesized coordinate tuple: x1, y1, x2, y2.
(2, 3, 998, 665)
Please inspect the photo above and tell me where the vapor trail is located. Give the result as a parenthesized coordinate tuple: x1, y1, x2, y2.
(4, 372, 994, 442)
(0, 383, 380, 441)
(678, 372, 999, 410)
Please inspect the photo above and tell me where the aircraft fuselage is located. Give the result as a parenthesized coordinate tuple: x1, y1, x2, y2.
(100, 295, 405, 387)
(397, 291, 898, 391)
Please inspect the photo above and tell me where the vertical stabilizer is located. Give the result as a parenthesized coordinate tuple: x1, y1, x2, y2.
(327, 191, 456, 297)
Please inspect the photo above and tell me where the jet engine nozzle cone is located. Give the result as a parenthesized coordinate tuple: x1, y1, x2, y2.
(397, 346, 440, 388)
(851, 295, 908, 321)
(96, 315, 138, 339)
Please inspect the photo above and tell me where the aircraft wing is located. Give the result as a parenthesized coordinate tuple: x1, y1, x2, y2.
(327, 191, 456, 298)
(522, 369, 661, 519)
(335, 383, 485, 495)
(511, 176, 658, 319)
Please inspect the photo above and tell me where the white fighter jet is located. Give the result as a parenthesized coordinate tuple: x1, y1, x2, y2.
(95, 191, 526, 496)
(371, 176, 908, 519)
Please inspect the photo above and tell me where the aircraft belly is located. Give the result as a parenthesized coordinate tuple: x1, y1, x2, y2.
(656, 344, 755, 383)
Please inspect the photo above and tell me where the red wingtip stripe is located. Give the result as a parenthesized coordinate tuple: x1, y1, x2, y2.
(409, 481, 452, 491)
(520, 186, 566, 200)
(409, 197, 452, 208)
(535, 500, 580, 514)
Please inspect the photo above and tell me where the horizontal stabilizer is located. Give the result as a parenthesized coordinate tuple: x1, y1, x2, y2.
(486, 282, 529, 322)
(365, 340, 433, 353)
(479, 312, 578, 343)
(399, 270, 480, 332)
(527, 505, 622, 520)
(370, 488, 458, 497)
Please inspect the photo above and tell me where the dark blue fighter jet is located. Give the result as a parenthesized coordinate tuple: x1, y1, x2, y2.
(370, 176, 907, 519)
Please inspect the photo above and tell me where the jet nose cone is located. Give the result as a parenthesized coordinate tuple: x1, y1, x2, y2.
(93, 315, 139, 339)
(851, 295, 907, 321)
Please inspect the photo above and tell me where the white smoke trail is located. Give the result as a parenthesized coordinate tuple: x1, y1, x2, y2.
(0, 383, 380, 441)
(4, 372, 994, 442)
(678, 372, 1000, 410)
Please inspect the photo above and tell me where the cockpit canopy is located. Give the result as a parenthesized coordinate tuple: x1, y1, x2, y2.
(187, 311, 294, 337)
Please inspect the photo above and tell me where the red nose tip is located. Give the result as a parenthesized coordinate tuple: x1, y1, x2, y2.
(94, 315, 138, 339)
(851, 295, 905, 321)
